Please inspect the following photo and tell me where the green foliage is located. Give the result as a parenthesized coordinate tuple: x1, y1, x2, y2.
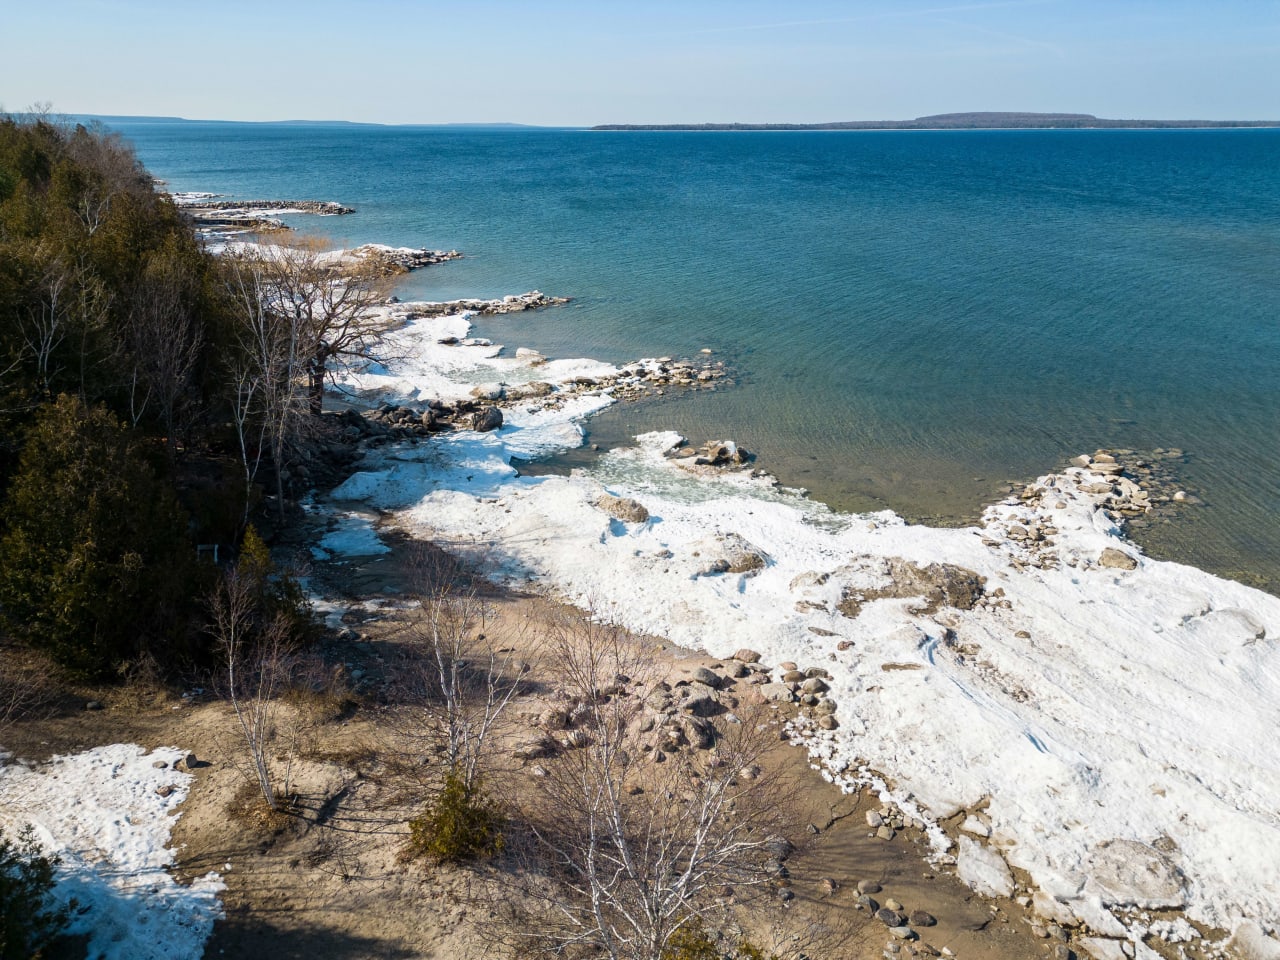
(0, 394, 197, 676)
(0, 825, 68, 960)
(662, 922, 721, 960)
(661, 920, 781, 960)
(408, 771, 505, 864)
(0, 115, 222, 438)
(235, 524, 313, 643)
(733, 941, 780, 960)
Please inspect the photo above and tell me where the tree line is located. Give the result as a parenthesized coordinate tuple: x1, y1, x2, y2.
(0, 112, 387, 678)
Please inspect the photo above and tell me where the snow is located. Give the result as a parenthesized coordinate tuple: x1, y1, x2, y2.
(956, 835, 1015, 898)
(0, 744, 224, 960)
(334, 302, 620, 406)
(312, 510, 390, 561)
(319, 305, 1280, 951)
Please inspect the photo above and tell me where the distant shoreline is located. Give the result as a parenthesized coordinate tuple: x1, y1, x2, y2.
(593, 111, 1280, 131)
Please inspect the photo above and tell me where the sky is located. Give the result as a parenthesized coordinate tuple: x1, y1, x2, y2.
(2, 0, 1277, 124)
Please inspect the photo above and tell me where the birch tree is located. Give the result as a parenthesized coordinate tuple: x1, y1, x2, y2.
(397, 551, 524, 792)
(209, 565, 299, 812)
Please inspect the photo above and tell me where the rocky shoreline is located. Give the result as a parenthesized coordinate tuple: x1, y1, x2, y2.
(189, 199, 1277, 960)
(171, 194, 355, 217)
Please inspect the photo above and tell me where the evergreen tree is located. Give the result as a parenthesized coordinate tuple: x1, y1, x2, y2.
(0, 394, 197, 676)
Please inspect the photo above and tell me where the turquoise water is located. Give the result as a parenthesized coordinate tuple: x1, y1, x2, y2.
(113, 122, 1280, 592)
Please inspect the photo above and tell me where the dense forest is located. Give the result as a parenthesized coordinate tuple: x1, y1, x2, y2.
(0, 114, 339, 678)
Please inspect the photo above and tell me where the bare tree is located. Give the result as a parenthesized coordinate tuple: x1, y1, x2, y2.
(220, 237, 393, 518)
(221, 248, 310, 519)
(18, 259, 73, 400)
(126, 250, 203, 453)
(255, 237, 391, 415)
(495, 610, 802, 960)
(395, 549, 524, 792)
(208, 568, 298, 811)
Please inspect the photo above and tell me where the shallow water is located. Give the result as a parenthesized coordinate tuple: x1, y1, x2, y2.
(116, 121, 1280, 592)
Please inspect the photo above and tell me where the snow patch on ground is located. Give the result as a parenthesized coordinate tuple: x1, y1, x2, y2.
(0, 743, 224, 960)
(312, 511, 391, 561)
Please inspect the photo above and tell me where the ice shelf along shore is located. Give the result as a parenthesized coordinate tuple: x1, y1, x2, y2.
(324, 299, 1280, 956)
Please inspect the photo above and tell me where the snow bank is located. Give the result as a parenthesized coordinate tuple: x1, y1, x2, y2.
(0, 743, 224, 960)
(319, 298, 1280, 951)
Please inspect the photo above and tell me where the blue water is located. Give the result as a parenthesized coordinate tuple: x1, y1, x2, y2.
(113, 122, 1280, 592)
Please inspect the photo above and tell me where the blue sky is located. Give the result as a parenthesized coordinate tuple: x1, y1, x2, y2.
(2, 0, 1277, 123)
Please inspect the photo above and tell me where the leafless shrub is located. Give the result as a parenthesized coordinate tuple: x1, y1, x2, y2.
(0, 643, 56, 734)
(281, 650, 355, 725)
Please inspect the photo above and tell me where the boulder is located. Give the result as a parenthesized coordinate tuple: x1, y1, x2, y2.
(682, 693, 722, 718)
(759, 682, 795, 703)
(518, 380, 555, 399)
(698, 440, 750, 466)
(691, 666, 722, 688)
(598, 495, 650, 524)
(839, 558, 985, 618)
(1098, 547, 1138, 570)
(689, 532, 769, 576)
(681, 717, 715, 750)
(876, 907, 909, 927)
(468, 406, 504, 432)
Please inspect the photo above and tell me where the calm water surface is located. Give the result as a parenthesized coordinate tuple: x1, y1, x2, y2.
(113, 122, 1280, 593)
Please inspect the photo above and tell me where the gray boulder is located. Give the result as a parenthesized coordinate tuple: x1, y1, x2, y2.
(469, 406, 504, 432)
